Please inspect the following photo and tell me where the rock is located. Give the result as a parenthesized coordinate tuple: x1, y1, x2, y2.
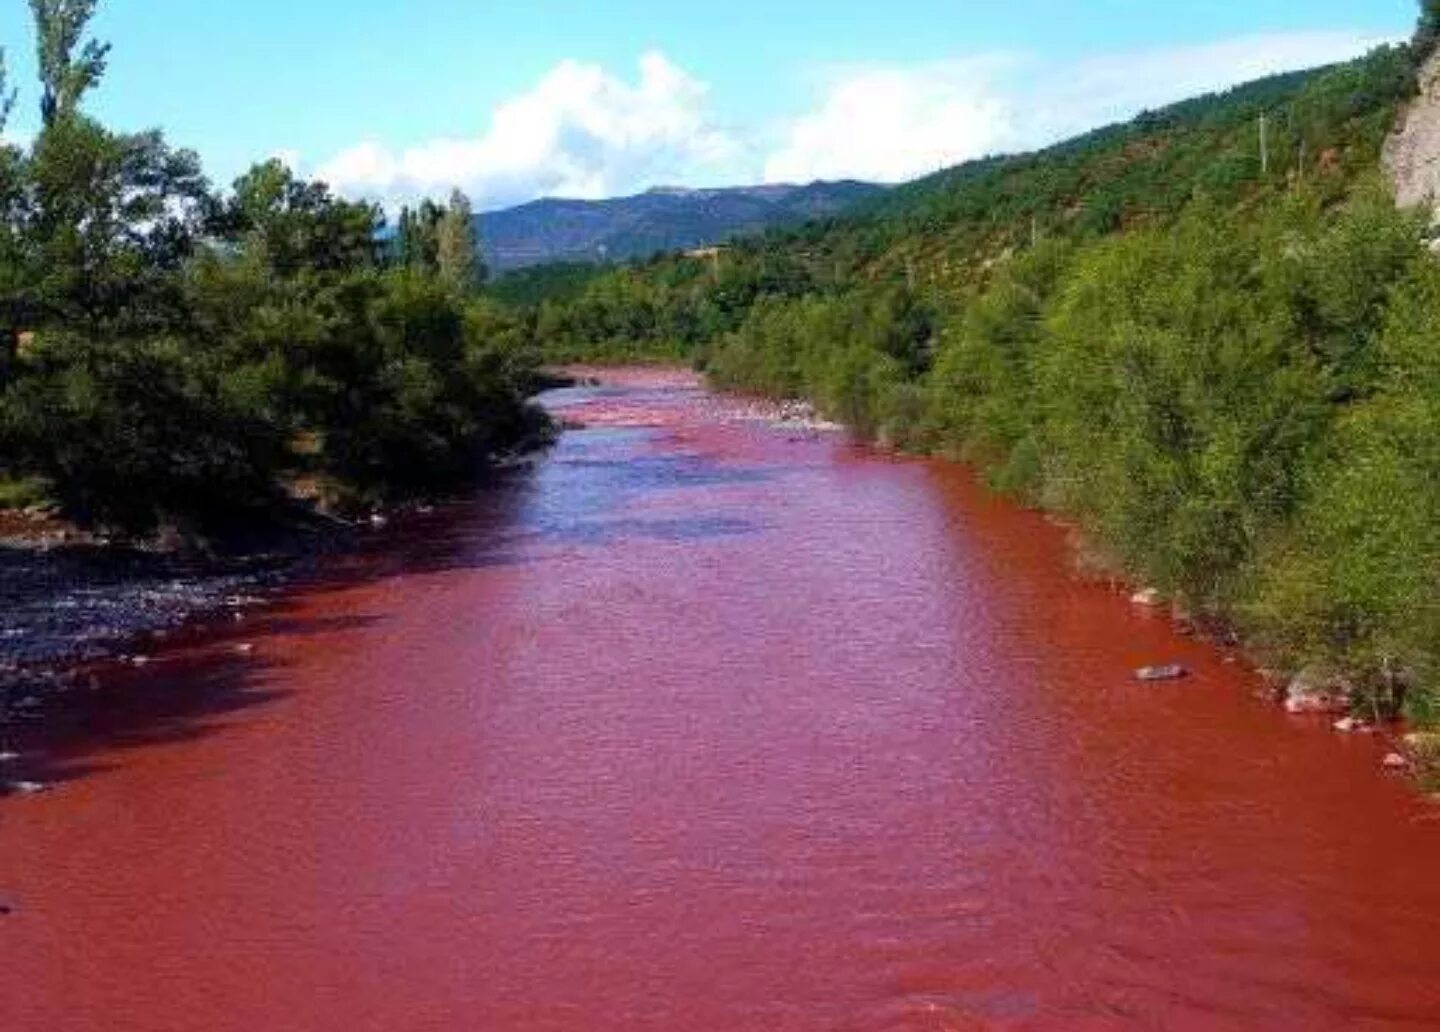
(0, 751, 19, 764)
(1283, 668, 1350, 715)
(5, 781, 47, 795)
(1130, 588, 1163, 607)
(369, 513, 389, 530)
(1332, 717, 1366, 734)
(1384, 51, 1440, 217)
(1383, 753, 1410, 772)
(234, 643, 255, 656)
(1136, 664, 1190, 682)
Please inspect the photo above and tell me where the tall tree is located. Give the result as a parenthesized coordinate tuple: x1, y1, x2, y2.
(396, 199, 443, 272)
(436, 189, 484, 290)
(29, 0, 110, 127)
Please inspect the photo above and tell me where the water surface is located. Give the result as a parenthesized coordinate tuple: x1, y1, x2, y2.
(5, 369, 1440, 1030)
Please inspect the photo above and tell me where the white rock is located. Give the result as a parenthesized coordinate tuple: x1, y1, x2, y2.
(6, 781, 47, 795)
(1383, 753, 1410, 771)
(1130, 588, 1163, 607)
(1284, 668, 1349, 715)
(0, 751, 20, 764)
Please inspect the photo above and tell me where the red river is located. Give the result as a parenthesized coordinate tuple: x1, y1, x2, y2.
(5, 369, 1440, 1030)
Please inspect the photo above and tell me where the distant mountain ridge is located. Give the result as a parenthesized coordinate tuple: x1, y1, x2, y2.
(478, 181, 883, 272)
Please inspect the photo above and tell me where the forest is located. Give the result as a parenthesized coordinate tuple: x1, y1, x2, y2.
(0, 1, 547, 539)
(515, 15, 1440, 728)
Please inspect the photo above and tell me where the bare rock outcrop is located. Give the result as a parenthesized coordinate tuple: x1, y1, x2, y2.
(1384, 52, 1440, 218)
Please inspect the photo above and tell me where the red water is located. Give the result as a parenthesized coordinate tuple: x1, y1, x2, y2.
(6, 369, 1440, 1031)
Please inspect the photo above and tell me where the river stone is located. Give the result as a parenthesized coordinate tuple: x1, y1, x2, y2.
(1136, 664, 1190, 682)
(1284, 668, 1351, 715)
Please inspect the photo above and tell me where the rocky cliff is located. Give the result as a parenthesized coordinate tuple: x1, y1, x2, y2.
(1384, 52, 1440, 216)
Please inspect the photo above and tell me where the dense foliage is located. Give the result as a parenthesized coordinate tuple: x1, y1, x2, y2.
(519, 34, 1440, 725)
(0, 2, 544, 538)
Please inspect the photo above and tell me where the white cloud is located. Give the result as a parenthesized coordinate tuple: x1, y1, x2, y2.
(313, 51, 741, 209)
(764, 30, 1397, 185)
(764, 57, 1022, 184)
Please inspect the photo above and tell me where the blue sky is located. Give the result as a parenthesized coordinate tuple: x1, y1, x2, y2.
(0, 1, 1418, 209)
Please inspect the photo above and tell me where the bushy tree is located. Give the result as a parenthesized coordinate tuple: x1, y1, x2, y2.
(0, 333, 287, 533)
(0, 0, 545, 537)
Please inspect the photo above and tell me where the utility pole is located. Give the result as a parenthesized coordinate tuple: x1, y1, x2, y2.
(1259, 114, 1270, 177)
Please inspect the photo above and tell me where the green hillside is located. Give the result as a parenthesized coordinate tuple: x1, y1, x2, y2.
(522, 39, 1440, 735)
(524, 48, 1414, 360)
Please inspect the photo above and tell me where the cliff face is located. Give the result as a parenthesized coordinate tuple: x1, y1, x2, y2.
(1384, 52, 1440, 216)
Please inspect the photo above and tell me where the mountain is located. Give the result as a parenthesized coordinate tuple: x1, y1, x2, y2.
(477, 181, 883, 272)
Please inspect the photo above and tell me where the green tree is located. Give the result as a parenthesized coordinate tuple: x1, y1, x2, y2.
(29, 0, 110, 127)
(28, 116, 210, 333)
(225, 159, 380, 277)
(436, 189, 484, 290)
(396, 199, 443, 271)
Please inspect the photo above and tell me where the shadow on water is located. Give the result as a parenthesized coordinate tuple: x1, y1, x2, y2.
(1, 651, 289, 798)
(0, 417, 774, 799)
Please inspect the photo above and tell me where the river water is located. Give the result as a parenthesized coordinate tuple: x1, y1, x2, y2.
(5, 369, 1440, 1031)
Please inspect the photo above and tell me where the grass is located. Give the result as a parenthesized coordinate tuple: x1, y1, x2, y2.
(0, 473, 52, 511)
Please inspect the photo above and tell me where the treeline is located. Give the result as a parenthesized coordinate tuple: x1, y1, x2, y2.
(518, 34, 1440, 724)
(0, 1, 545, 539)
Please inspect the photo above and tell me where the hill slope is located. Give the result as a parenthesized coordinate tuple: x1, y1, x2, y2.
(478, 181, 882, 271)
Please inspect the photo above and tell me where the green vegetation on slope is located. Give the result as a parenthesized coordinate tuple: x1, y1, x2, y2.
(0, 2, 545, 539)
(519, 35, 1440, 725)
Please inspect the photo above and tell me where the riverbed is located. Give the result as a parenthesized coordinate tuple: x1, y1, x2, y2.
(5, 369, 1440, 1030)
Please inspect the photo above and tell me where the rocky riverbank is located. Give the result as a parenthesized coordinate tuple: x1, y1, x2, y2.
(0, 529, 290, 731)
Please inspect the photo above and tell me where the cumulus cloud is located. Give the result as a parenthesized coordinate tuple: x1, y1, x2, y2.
(764, 30, 1397, 185)
(764, 57, 1022, 184)
(313, 51, 740, 208)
